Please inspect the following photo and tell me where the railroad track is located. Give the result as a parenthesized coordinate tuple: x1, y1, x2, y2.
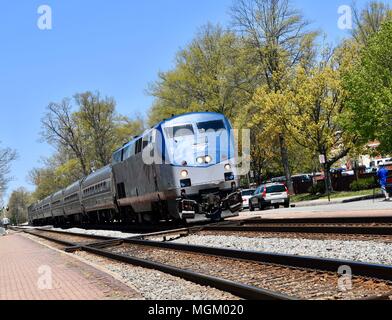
(174, 216, 392, 243)
(18, 227, 392, 301)
(239, 216, 392, 225)
(198, 224, 392, 243)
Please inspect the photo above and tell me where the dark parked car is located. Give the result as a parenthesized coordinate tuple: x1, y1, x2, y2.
(249, 183, 290, 211)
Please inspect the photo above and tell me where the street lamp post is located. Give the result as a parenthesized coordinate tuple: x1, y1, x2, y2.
(320, 152, 331, 203)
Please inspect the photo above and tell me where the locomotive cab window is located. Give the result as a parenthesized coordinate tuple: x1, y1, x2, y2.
(197, 120, 226, 133)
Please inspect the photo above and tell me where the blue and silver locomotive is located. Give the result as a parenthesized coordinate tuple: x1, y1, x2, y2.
(29, 112, 242, 226)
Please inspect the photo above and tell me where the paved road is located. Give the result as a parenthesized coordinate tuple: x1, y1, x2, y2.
(236, 199, 392, 220)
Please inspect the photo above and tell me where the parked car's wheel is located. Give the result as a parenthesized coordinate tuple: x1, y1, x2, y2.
(259, 201, 265, 211)
(284, 201, 290, 208)
(274, 204, 280, 209)
(249, 204, 255, 212)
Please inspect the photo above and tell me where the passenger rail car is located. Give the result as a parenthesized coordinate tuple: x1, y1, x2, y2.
(29, 112, 242, 226)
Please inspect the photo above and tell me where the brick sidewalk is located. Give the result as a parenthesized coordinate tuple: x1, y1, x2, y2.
(0, 233, 141, 300)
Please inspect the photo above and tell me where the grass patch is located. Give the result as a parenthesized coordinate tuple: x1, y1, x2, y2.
(291, 189, 381, 203)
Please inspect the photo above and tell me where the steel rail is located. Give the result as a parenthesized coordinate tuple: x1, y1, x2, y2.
(21, 228, 295, 300)
(32, 227, 117, 241)
(23, 227, 392, 282)
(80, 244, 295, 300)
(240, 217, 392, 225)
(202, 225, 392, 236)
(21, 228, 392, 300)
(24, 230, 80, 248)
(124, 238, 392, 282)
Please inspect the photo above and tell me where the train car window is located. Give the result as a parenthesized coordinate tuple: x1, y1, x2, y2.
(112, 149, 123, 164)
(123, 144, 134, 160)
(197, 120, 225, 133)
(135, 138, 143, 154)
(165, 125, 194, 138)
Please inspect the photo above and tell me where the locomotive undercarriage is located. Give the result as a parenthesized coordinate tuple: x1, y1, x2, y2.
(178, 189, 242, 221)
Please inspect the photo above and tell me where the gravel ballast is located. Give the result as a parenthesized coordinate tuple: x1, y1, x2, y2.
(74, 251, 239, 300)
(51, 227, 139, 239)
(173, 235, 392, 266)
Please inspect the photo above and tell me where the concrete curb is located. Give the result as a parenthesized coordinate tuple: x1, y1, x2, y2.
(292, 193, 384, 208)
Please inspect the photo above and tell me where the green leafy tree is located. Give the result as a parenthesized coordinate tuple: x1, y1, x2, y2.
(148, 24, 258, 125)
(230, 0, 318, 193)
(7, 188, 33, 225)
(344, 20, 392, 154)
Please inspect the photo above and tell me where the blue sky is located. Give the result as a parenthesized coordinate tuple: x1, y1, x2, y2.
(0, 0, 374, 200)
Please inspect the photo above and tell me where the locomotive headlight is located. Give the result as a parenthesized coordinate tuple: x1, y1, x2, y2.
(197, 157, 205, 164)
(225, 164, 231, 171)
(205, 156, 212, 163)
(180, 170, 189, 178)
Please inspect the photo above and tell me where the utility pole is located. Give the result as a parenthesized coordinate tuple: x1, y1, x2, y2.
(320, 150, 331, 203)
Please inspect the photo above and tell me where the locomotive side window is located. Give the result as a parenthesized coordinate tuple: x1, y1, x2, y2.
(122, 144, 134, 160)
(112, 149, 123, 164)
(135, 138, 143, 154)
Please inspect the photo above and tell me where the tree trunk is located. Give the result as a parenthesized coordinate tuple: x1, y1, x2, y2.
(279, 133, 294, 194)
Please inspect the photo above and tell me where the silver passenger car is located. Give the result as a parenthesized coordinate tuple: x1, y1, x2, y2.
(63, 180, 82, 218)
(81, 165, 116, 215)
(41, 196, 52, 222)
(51, 190, 65, 218)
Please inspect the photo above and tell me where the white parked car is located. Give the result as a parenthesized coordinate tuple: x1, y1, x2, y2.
(241, 189, 256, 210)
(249, 183, 290, 211)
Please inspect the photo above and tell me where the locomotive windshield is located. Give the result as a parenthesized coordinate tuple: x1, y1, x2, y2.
(163, 117, 234, 167)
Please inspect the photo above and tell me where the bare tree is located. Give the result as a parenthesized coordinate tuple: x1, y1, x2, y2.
(75, 92, 117, 168)
(352, 1, 392, 45)
(231, 0, 318, 193)
(41, 99, 89, 176)
(0, 145, 17, 198)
